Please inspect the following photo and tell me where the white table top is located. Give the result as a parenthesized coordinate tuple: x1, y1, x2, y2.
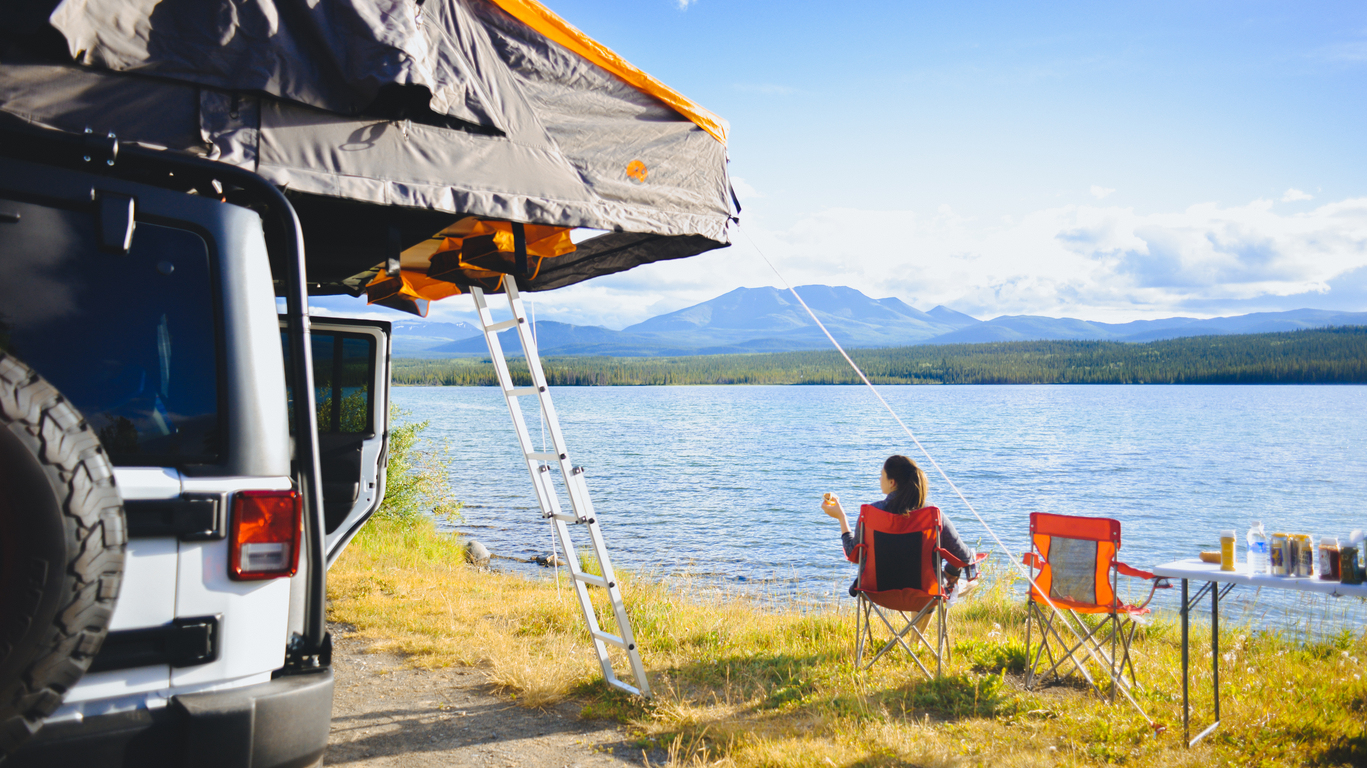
(1152, 559, 1367, 598)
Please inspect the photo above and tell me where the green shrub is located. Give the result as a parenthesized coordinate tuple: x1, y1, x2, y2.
(375, 405, 463, 525)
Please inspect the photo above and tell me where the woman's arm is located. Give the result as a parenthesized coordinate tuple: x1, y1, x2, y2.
(940, 515, 977, 580)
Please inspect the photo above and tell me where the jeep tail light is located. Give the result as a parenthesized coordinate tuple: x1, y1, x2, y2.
(229, 490, 301, 580)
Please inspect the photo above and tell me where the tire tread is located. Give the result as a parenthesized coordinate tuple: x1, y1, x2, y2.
(0, 355, 124, 760)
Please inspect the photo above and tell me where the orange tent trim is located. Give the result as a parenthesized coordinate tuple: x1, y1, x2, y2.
(488, 0, 728, 145)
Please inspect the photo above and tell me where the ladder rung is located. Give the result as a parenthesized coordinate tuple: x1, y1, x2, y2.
(606, 678, 642, 697)
(485, 317, 520, 332)
(528, 451, 565, 461)
(591, 630, 631, 650)
(545, 513, 585, 523)
(507, 386, 541, 397)
(573, 572, 611, 589)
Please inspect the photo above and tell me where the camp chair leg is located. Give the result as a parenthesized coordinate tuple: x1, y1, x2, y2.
(1051, 610, 1140, 702)
(902, 600, 944, 659)
(936, 601, 944, 679)
(1119, 617, 1141, 690)
(868, 602, 936, 679)
(1040, 610, 1105, 695)
(1110, 614, 1118, 704)
(1027, 603, 1062, 689)
(855, 597, 870, 668)
(1082, 613, 1139, 698)
(1036, 609, 1065, 683)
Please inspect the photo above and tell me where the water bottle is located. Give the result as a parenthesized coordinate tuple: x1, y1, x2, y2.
(1247, 521, 1269, 574)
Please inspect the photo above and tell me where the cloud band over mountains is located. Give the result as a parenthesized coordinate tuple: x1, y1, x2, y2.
(512, 194, 1367, 330)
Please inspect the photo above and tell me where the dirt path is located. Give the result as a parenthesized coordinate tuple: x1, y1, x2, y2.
(325, 624, 660, 767)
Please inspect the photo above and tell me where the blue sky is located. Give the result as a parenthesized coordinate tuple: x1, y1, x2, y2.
(314, 0, 1367, 329)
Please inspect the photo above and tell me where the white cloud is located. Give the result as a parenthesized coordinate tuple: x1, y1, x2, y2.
(313, 195, 1367, 329)
(731, 176, 762, 200)
(675, 0, 696, 9)
(1282, 188, 1314, 202)
(1090, 185, 1115, 200)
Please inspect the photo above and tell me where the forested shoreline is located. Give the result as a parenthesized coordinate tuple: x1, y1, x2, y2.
(391, 325, 1367, 386)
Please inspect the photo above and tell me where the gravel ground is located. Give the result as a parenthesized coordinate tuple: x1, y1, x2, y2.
(326, 624, 661, 767)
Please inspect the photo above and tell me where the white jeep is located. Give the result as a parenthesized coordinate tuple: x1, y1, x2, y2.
(0, 128, 390, 768)
(0, 1, 734, 764)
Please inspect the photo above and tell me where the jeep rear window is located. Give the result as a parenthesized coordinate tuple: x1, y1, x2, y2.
(0, 199, 221, 466)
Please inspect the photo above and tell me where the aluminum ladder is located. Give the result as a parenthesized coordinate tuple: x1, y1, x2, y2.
(469, 276, 650, 697)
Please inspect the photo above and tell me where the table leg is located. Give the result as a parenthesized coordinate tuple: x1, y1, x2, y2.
(1211, 581, 1220, 723)
(1181, 577, 1189, 745)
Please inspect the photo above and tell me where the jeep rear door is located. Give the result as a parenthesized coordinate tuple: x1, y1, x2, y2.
(281, 318, 391, 565)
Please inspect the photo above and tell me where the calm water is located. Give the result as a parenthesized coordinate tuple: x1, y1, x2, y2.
(394, 384, 1367, 631)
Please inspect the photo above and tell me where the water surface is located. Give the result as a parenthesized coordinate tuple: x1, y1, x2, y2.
(394, 384, 1367, 632)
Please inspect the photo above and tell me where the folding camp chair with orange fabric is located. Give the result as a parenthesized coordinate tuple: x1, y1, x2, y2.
(1022, 512, 1170, 700)
(848, 504, 988, 678)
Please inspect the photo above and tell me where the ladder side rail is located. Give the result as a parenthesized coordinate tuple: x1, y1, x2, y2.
(533, 464, 568, 517)
(583, 512, 650, 695)
(471, 286, 528, 415)
(472, 287, 560, 519)
(566, 469, 600, 526)
(527, 461, 565, 520)
(495, 278, 648, 697)
(551, 515, 618, 686)
(500, 278, 592, 522)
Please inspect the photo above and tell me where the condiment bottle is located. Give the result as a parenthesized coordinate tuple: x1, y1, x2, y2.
(1342, 530, 1364, 586)
(1270, 532, 1290, 576)
(1219, 529, 1237, 571)
(1247, 522, 1269, 574)
(1319, 536, 1341, 581)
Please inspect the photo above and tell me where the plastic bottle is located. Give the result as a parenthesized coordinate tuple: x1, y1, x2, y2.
(1246, 522, 1269, 575)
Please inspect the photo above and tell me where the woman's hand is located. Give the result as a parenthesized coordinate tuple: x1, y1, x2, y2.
(821, 493, 851, 534)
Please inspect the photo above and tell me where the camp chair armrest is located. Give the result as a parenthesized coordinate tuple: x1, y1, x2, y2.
(935, 548, 979, 570)
(1023, 551, 1045, 569)
(847, 543, 866, 564)
(1115, 561, 1154, 580)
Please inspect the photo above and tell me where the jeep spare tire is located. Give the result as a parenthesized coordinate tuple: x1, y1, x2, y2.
(0, 354, 125, 760)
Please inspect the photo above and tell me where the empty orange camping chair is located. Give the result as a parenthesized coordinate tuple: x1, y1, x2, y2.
(1022, 512, 1170, 701)
(849, 504, 987, 679)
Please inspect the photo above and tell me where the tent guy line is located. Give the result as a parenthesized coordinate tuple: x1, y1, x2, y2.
(735, 224, 1161, 728)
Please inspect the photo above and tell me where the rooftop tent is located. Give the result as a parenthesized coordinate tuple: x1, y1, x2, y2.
(0, 0, 734, 314)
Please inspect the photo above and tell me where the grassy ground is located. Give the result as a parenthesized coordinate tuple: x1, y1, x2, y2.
(328, 517, 1367, 767)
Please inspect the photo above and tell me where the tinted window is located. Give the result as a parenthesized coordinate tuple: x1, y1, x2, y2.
(283, 330, 375, 435)
(0, 199, 221, 465)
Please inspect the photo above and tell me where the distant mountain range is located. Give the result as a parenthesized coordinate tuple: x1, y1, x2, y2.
(392, 286, 1367, 358)
(389, 319, 480, 357)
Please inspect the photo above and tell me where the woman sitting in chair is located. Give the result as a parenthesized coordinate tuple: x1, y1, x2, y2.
(822, 455, 978, 596)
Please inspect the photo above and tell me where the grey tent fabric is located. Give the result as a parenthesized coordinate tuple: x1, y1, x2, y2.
(0, 0, 732, 298)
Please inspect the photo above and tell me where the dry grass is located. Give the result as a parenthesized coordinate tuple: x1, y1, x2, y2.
(328, 518, 1367, 767)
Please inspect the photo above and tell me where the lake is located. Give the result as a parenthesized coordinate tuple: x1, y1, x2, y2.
(393, 384, 1367, 632)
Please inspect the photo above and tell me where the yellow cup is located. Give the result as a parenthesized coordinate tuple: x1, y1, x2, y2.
(1220, 529, 1236, 572)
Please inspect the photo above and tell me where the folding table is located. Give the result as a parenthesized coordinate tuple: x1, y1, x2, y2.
(1151, 558, 1367, 746)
